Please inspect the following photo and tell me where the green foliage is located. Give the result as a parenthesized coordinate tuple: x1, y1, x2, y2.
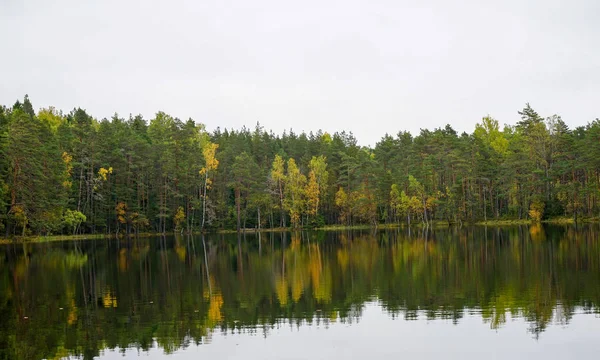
(228, 152, 261, 230)
(0, 95, 599, 233)
(62, 209, 86, 235)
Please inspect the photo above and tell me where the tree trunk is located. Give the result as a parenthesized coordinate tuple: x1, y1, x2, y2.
(77, 165, 84, 211)
(201, 172, 208, 230)
(483, 188, 487, 222)
(279, 180, 286, 228)
(257, 207, 261, 230)
(236, 188, 241, 232)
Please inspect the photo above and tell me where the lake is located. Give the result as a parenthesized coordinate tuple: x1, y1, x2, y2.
(2, 225, 600, 359)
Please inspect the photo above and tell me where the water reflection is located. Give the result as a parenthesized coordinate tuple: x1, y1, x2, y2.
(2, 225, 600, 359)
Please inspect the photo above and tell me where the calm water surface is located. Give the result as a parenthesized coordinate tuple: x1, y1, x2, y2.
(2, 225, 600, 359)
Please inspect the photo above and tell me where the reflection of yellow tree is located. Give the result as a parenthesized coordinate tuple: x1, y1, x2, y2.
(314, 265, 332, 303)
(286, 233, 306, 303)
(10, 226, 600, 357)
(174, 238, 186, 263)
(66, 285, 78, 325)
(308, 244, 332, 303)
(207, 293, 223, 324)
(202, 275, 223, 329)
(337, 248, 349, 273)
(290, 233, 301, 250)
(529, 224, 545, 242)
(275, 276, 289, 306)
(118, 248, 128, 272)
(309, 244, 322, 292)
(291, 273, 304, 303)
(203, 275, 218, 300)
(102, 288, 118, 308)
(67, 300, 78, 325)
(202, 273, 223, 327)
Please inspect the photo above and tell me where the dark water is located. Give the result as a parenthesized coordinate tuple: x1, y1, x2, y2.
(2, 225, 600, 359)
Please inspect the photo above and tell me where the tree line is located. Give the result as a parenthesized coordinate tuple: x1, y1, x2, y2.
(1, 95, 599, 235)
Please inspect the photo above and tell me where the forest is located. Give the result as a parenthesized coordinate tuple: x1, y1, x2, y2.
(1, 95, 599, 236)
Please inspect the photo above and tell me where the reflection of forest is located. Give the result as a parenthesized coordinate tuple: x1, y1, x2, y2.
(2, 225, 600, 359)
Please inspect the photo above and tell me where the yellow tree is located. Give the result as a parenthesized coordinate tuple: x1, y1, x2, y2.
(62, 152, 74, 188)
(98, 166, 112, 181)
(115, 202, 128, 234)
(305, 171, 319, 218)
(409, 195, 422, 224)
(270, 154, 287, 227)
(308, 155, 328, 216)
(335, 187, 349, 225)
(408, 175, 429, 224)
(529, 198, 545, 222)
(284, 158, 306, 228)
(390, 184, 409, 224)
(174, 206, 186, 232)
(37, 106, 65, 133)
(200, 142, 219, 230)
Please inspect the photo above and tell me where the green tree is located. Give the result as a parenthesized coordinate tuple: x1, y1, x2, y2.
(229, 152, 261, 231)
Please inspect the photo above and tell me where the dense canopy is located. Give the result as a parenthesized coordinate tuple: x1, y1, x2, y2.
(1, 95, 599, 235)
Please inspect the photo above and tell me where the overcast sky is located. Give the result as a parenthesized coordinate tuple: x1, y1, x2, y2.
(1, 0, 599, 146)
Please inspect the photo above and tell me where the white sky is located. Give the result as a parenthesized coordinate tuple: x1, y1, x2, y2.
(1, 0, 599, 146)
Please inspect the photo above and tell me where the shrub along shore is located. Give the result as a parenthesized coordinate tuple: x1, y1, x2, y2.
(1, 217, 595, 244)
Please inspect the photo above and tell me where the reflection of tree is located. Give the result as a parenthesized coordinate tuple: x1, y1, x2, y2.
(2, 225, 600, 358)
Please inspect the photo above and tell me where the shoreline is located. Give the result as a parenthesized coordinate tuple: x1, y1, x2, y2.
(0, 217, 594, 244)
